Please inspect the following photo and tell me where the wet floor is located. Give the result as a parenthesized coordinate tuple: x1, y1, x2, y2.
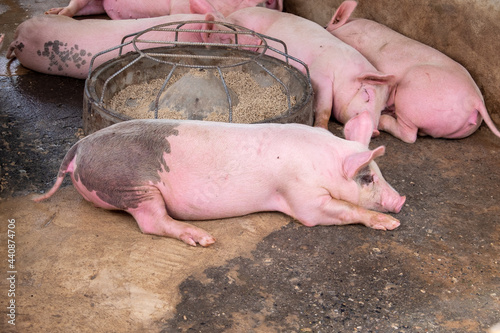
(1, 1, 500, 332)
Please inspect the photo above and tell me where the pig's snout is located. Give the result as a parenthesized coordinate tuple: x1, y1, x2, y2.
(383, 195, 406, 213)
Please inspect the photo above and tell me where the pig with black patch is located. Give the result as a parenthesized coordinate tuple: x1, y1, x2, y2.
(46, 0, 283, 19)
(5, 12, 254, 79)
(34, 119, 406, 247)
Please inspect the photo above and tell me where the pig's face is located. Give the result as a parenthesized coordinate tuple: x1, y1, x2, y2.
(214, 0, 282, 16)
(342, 146, 405, 214)
(355, 161, 406, 213)
(335, 73, 394, 132)
(200, 16, 262, 51)
(190, 0, 282, 19)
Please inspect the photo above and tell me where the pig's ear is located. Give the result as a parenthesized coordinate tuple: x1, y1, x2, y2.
(326, 0, 358, 32)
(201, 18, 213, 43)
(201, 16, 237, 44)
(344, 111, 375, 146)
(189, 0, 217, 14)
(343, 146, 385, 179)
(359, 72, 396, 86)
(203, 13, 217, 23)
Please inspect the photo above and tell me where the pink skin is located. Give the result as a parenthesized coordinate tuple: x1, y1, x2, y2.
(33, 119, 405, 247)
(196, 5, 395, 132)
(327, 0, 500, 143)
(343, 111, 375, 147)
(5, 13, 251, 79)
(45, 0, 283, 19)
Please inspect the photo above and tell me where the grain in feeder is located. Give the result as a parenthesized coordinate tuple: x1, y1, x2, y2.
(83, 20, 314, 134)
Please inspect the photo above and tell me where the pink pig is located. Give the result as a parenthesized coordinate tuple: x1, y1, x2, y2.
(45, 0, 283, 19)
(6, 12, 250, 79)
(34, 119, 406, 247)
(327, 1, 500, 143)
(190, 2, 395, 137)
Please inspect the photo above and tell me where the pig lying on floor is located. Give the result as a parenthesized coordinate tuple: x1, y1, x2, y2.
(6, 13, 256, 79)
(191, 2, 395, 137)
(327, 0, 500, 143)
(34, 120, 406, 247)
(45, 0, 283, 19)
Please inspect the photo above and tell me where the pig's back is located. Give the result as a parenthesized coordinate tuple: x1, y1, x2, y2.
(336, 19, 465, 75)
(228, 7, 355, 65)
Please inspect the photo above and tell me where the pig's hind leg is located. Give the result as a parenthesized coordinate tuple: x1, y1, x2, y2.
(293, 197, 400, 231)
(127, 192, 216, 247)
(378, 114, 418, 143)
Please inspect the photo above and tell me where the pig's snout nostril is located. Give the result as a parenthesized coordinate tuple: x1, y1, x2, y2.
(394, 196, 406, 213)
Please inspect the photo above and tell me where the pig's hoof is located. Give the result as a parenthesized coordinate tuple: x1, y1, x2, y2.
(179, 232, 216, 247)
(313, 120, 329, 129)
(45, 8, 64, 15)
(366, 214, 400, 231)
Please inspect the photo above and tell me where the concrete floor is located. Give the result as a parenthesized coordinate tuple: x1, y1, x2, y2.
(1, 1, 500, 332)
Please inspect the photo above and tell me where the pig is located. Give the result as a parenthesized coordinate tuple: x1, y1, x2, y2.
(6, 12, 254, 79)
(33, 119, 406, 247)
(45, 0, 283, 19)
(326, 1, 500, 143)
(190, 2, 395, 138)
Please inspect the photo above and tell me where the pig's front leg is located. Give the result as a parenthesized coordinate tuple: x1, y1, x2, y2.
(294, 197, 401, 231)
(312, 79, 334, 128)
(378, 114, 418, 143)
(46, 0, 105, 17)
(126, 190, 216, 247)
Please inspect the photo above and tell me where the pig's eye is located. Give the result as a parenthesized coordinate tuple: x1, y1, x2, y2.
(355, 166, 374, 185)
(360, 174, 374, 185)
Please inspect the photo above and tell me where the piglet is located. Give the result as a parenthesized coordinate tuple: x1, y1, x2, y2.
(34, 119, 406, 247)
(191, 3, 395, 136)
(6, 13, 246, 79)
(327, 1, 500, 143)
(46, 0, 283, 19)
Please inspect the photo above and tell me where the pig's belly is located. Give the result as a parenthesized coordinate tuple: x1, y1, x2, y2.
(71, 175, 162, 211)
(157, 177, 287, 221)
(71, 176, 120, 210)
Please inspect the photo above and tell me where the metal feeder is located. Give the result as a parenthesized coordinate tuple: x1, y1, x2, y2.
(83, 20, 314, 134)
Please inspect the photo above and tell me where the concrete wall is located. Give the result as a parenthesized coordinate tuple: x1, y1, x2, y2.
(284, 0, 500, 120)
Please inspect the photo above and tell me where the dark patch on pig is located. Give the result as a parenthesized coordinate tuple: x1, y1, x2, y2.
(14, 42, 25, 53)
(71, 121, 179, 209)
(355, 166, 374, 186)
(37, 40, 91, 72)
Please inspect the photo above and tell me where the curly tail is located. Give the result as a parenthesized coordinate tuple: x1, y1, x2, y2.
(6, 43, 15, 60)
(33, 143, 79, 202)
(33, 174, 66, 202)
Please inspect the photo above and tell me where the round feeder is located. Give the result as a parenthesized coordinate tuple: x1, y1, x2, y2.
(83, 20, 314, 134)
